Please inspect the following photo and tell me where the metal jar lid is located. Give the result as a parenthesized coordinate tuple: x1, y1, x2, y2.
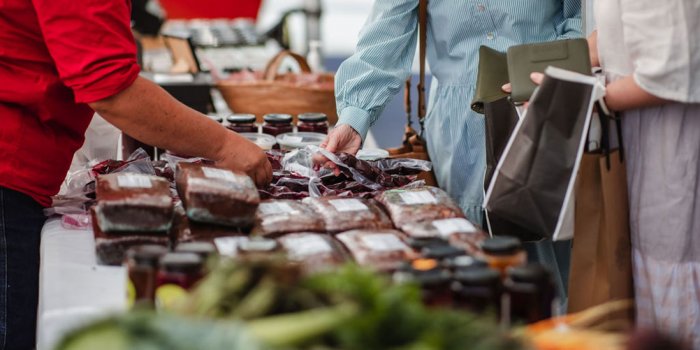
(227, 113, 256, 124)
(298, 113, 328, 122)
(263, 113, 293, 124)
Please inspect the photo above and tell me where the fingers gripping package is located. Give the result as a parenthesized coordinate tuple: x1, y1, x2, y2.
(278, 233, 346, 273)
(94, 173, 174, 233)
(302, 197, 393, 233)
(336, 230, 415, 271)
(401, 218, 489, 255)
(252, 200, 325, 237)
(176, 163, 260, 227)
(376, 186, 465, 227)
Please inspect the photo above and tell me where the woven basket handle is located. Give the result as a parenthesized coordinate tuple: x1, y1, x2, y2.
(263, 50, 312, 81)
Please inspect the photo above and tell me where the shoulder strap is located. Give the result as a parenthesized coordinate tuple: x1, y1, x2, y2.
(403, 0, 429, 133)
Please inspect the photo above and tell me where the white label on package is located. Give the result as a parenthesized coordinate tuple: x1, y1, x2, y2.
(116, 174, 152, 189)
(361, 234, 407, 252)
(329, 199, 368, 212)
(214, 237, 249, 257)
(259, 202, 296, 216)
(284, 135, 304, 144)
(284, 235, 332, 257)
(399, 191, 437, 205)
(432, 218, 478, 237)
(202, 167, 238, 182)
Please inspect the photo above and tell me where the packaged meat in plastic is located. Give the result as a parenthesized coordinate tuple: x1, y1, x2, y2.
(401, 218, 489, 256)
(176, 163, 260, 227)
(172, 209, 246, 243)
(90, 207, 170, 265)
(302, 197, 393, 233)
(252, 200, 325, 237)
(212, 236, 281, 258)
(94, 173, 174, 233)
(375, 186, 464, 227)
(336, 230, 415, 271)
(279, 233, 346, 273)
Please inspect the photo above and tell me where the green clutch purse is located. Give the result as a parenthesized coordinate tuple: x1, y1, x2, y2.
(506, 38, 592, 103)
(471, 46, 509, 114)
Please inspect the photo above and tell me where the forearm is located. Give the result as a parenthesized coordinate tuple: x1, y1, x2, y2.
(90, 76, 232, 161)
(588, 31, 599, 67)
(605, 75, 667, 112)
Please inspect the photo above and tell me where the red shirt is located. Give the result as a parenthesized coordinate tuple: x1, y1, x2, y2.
(0, 0, 140, 207)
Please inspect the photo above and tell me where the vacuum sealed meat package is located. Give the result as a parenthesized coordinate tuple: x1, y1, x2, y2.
(90, 207, 170, 265)
(252, 200, 325, 237)
(94, 173, 174, 233)
(176, 163, 260, 227)
(336, 230, 414, 271)
(376, 186, 464, 227)
(401, 218, 489, 255)
(302, 197, 393, 233)
(279, 233, 346, 273)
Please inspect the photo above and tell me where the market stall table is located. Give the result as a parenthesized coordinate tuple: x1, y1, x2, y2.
(36, 218, 126, 350)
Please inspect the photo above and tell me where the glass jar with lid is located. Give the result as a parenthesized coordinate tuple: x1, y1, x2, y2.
(297, 113, 329, 134)
(503, 263, 556, 324)
(126, 245, 169, 305)
(394, 259, 453, 307)
(156, 252, 204, 290)
(226, 113, 258, 133)
(262, 113, 294, 137)
(452, 266, 502, 315)
(479, 236, 526, 277)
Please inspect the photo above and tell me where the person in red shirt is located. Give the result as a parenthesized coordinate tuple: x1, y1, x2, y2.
(0, 1, 272, 348)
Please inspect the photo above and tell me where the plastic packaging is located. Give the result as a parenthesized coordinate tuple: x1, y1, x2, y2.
(94, 173, 174, 233)
(276, 132, 326, 151)
(279, 233, 346, 274)
(356, 149, 390, 161)
(400, 218, 488, 256)
(302, 197, 393, 233)
(336, 229, 414, 271)
(375, 186, 465, 227)
(252, 200, 325, 237)
(176, 162, 260, 227)
(240, 133, 276, 151)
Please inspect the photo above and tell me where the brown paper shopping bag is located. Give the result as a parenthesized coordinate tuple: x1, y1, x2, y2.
(568, 146, 634, 325)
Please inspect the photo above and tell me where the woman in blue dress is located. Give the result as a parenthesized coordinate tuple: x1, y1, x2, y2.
(322, 0, 582, 303)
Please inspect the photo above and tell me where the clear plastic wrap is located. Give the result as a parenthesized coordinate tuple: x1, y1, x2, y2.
(400, 218, 489, 256)
(302, 197, 393, 233)
(336, 230, 415, 271)
(278, 233, 346, 274)
(252, 200, 325, 237)
(94, 173, 174, 233)
(375, 186, 465, 227)
(176, 163, 260, 227)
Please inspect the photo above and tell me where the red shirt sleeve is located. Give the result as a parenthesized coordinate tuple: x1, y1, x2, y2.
(31, 0, 141, 103)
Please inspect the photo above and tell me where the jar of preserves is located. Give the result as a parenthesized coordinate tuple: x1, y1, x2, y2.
(156, 252, 204, 290)
(175, 242, 217, 261)
(394, 259, 453, 307)
(262, 114, 294, 137)
(421, 244, 466, 261)
(452, 266, 502, 315)
(297, 113, 329, 134)
(226, 114, 258, 133)
(503, 264, 556, 324)
(126, 245, 168, 305)
(479, 236, 526, 276)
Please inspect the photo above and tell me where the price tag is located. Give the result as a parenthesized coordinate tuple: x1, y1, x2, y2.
(259, 202, 296, 216)
(361, 234, 408, 252)
(117, 174, 152, 189)
(202, 167, 237, 182)
(213, 237, 249, 257)
(432, 218, 478, 237)
(329, 199, 368, 212)
(399, 190, 437, 205)
(283, 235, 333, 257)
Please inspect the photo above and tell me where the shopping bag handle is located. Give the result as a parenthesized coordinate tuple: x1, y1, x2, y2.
(263, 50, 312, 81)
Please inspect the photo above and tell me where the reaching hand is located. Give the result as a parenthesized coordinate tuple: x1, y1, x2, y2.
(502, 72, 545, 109)
(215, 133, 273, 187)
(316, 124, 362, 175)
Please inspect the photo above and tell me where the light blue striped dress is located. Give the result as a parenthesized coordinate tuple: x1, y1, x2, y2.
(335, 0, 582, 302)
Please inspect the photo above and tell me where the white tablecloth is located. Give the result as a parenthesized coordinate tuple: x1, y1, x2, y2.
(37, 218, 126, 350)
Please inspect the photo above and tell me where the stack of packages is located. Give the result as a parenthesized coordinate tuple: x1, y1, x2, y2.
(91, 149, 490, 281)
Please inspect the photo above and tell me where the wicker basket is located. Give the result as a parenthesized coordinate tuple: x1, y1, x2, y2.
(216, 50, 338, 124)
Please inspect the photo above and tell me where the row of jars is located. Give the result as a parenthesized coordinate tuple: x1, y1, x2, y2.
(223, 112, 330, 135)
(395, 236, 557, 326)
